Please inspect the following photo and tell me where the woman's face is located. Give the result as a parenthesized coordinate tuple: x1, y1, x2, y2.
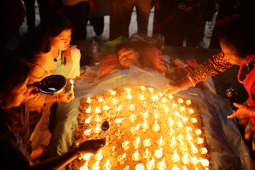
(51, 29, 72, 50)
(2, 79, 29, 109)
(118, 48, 140, 69)
(220, 41, 249, 66)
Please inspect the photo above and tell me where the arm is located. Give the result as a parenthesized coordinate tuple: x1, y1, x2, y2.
(24, 139, 105, 170)
(164, 52, 232, 94)
(44, 91, 74, 103)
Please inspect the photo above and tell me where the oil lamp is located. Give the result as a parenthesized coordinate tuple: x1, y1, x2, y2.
(132, 150, 141, 161)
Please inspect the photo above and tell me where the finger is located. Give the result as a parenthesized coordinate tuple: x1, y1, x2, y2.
(233, 103, 242, 108)
(227, 111, 238, 118)
(70, 45, 77, 50)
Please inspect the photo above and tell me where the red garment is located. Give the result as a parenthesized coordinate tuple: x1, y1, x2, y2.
(243, 65, 255, 126)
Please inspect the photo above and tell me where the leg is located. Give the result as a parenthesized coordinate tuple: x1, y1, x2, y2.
(122, 0, 135, 38)
(23, 0, 36, 30)
(135, 0, 151, 35)
(92, 16, 104, 36)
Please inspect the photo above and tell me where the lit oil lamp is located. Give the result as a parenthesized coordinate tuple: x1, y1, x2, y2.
(172, 103, 177, 108)
(98, 97, 103, 103)
(148, 88, 154, 94)
(191, 118, 198, 123)
(91, 160, 100, 170)
(110, 146, 116, 155)
(177, 133, 184, 141)
(189, 142, 198, 153)
(139, 94, 145, 101)
(115, 129, 123, 139)
(94, 124, 101, 133)
(171, 150, 180, 162)
(130, 124, 140, 135)
(174, 111, 180, 117)
(126, 93, 133, 100)
(179, 106, 185, 112)
(109, 90, 116, 96)
(146, 157, 155, 169)
(186, 127, 192, 132)
(95, 115, 102, 123)
(143, 139, 151, 147)
(197, 137, 204, 144)
(142, 121, 149, 132)
(95, 107, 101, 114)
(179, 140, 187, 151)
(177, 121, 183, 128)
(199, 159, 209, 167)
(154, 147, 163, 158)
(143, 110, 149, 119)
(112, 98, 118, 105)
(185, 100, 191, 105)
(133, 137, 141, 149)
(103, 160, 111, 170)
(153, 120, 160, 132)
(122, 141, 130, 151)
(200, 147, 208, 154)
(170, 127, 175, 136)
(128, 104, 135, 111)
(157, 158, 166, 169)
(186, 133, 193, 141)
(95, 150, 103, 160)
(195, 129, 202, 135)
(85, 107, 92, 114)
(151, 95, 158, 102)
(84, 116, 92, 123)
(123, 166, 130, 170)
(132, 150, 141, 161)
(188, 109, 194, 114)
(162, 98, 167, 103)
(80, 161, 89, 170)
(143, 148, 152, 159)
(171, 137, 176, 148)
(180, 117, 188, 124)
(172, 165, 180, 170)
(135, 163, 145, 170)
(178, 98, 184, 104)
(114, 118, 125, 127)
(168, 94, 173, 100)
(84, 129, 92, 136)
(117, 153, 126, 165)
(129, 114, 136, 122)
(124, 88, 131, 93)
(182, 152, 190, 164)
(82, 153, 93, 161)
(86, 97, 92, 104)
(169, 118, 175, 126)
(157, 136, 165, 146)
(140, 86, 146, 92)
(190, 156, 199, 165)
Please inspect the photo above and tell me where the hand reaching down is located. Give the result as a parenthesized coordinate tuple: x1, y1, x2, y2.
(59, 91, 74, 103)
(78, 139, 105, 154)
(163, 81, 182, 95)
(227, 103, 255, 119)
(62, 45, 77, 66)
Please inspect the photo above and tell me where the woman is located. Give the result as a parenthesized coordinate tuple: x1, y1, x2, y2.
(0, 53, 104, 170)
(164, 19, 255, 157)
(17, 11, 80, 111)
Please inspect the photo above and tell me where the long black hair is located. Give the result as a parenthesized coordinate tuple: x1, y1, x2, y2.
(16, 11, 72, 62)
(219, 18, 255, 58)
(0, 52, 29, 98)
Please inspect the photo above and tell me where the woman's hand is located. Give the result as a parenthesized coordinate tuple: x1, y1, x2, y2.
(227, 103, 251, 118)
(163, 81, 182, 95)
(78, 139, 105, 154)
(59, 91, 74, 103)
(62, 45, 77, 66)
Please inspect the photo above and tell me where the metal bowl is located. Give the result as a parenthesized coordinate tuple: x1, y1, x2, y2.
(38, 74, 67, 95)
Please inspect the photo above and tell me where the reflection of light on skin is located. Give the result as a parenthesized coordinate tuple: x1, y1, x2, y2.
(95, 150, 103, 161)
(200, 147, 208, 154)
(143, 139, 151, 147)
(84, 116, 92, 123)
(135, 163, 145, 170)
(182, 152, 190, 164)
(199, 159, 210, 167)
(85, 107, 92, 114)
(195, 129, 202, 135)
(86, 97, 92, 103)
(84, 129, 92, 136)
(186, 100, 191, 105)
(157, 158, 166, 169)
(154, 147, 163, 158)
(133, 137, 141, 149)
(103, 160, 111, 170)
(146, 157, 155, 169)
(143, 148, 152, 159)
(132, 150, 141, 161)
(171, 150, 180, 162)
(122, 141, 130, 151)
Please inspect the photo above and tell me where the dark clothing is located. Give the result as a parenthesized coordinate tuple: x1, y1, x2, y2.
(0, 109, 31, 170)
(92, 16, 104, 36)
(64, 1, 90, 40)
(23, 0, 36, 29)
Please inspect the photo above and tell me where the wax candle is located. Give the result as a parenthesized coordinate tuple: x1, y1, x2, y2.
(70, 79, 74, 92)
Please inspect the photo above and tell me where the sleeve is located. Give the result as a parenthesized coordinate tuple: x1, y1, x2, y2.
(178, 52, 232, 89)
(68, 48, 81, 78)
(25, 94, 47, 112)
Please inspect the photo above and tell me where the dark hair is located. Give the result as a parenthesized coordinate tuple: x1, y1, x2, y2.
(16, 11, 72, 61)
(115, 42, 137, 57)
(219, 18, 255, 58)
(115, 41, 154, 57)
(0, 52, 29, 97)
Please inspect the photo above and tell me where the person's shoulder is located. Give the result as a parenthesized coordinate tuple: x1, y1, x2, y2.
(71, 48, 80, 55)
(33, 53, 53, 65)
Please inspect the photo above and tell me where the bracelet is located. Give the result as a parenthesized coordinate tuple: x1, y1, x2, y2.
(56, 94, 60, 103)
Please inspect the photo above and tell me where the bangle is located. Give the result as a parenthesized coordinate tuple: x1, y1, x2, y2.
(56, 94, 60, 103)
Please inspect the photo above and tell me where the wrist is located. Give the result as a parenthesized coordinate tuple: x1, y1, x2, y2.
(177, 76, 193, 90)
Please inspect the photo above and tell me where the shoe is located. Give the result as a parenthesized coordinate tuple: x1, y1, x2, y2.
(93, 35, 102, 42)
